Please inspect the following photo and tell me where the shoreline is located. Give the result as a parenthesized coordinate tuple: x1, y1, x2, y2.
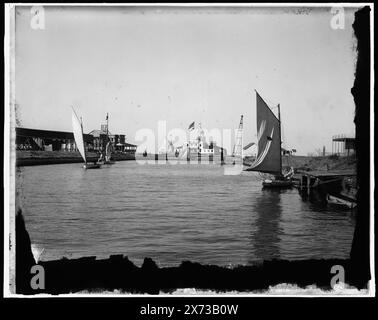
(16, 150, 356, 172)
(16, 150, 136, 167)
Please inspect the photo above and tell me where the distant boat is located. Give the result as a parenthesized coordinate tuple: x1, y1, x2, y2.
(103, 140, 115, 165)
(100, 113, 116, 165)
(71, 108, 101, 169)
(245, 90, 293, 188)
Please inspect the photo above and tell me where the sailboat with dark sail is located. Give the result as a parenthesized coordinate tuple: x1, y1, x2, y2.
(71, 107, 101, 169)
(245, 91, 293, 188)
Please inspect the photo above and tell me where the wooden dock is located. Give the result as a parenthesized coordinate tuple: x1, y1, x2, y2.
(294, 169, 356, 195)
(297, 169, 356, 177)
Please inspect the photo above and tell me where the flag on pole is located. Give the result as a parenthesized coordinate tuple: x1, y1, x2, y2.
(188, 121, 195, 131)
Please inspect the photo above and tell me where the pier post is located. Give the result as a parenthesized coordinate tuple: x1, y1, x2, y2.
(187, 143, 190, 163)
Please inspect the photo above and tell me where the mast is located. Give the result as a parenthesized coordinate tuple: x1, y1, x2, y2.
(277, 103, 282, 175)
(241, 117, 244, 160)
(106, 113, 109, 138)
(106, 113, 110, 160)
(80, 116, 87, 164)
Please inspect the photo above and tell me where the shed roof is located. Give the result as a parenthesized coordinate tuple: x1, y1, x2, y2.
(16, 127, 93, 142)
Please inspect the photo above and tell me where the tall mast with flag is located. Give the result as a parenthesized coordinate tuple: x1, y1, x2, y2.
(232, 115, 244, 158)
(188, 121, 195, 131)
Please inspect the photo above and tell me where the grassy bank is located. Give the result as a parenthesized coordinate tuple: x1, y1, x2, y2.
(288, 155, 356, 172)
(244, 155, 356, 172)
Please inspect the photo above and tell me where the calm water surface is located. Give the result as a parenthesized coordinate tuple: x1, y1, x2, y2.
(17, 161, 355, 267)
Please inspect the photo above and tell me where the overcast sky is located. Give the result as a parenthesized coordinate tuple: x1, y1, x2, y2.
(15, 5, 359, 155)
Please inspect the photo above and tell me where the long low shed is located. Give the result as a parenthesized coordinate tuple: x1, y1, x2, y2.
(16, 127, 94, 142)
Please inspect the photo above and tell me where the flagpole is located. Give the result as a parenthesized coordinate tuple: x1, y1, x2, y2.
(80, 116, 87, 165)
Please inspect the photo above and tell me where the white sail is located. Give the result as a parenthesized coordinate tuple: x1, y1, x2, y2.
(71, 108, 86, 163)
(105, 141, 112, 161)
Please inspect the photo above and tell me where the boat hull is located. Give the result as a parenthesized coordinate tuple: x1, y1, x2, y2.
(84, 163, 102, 169)
(101, 160, 116, 165)
(262, 179, 293, 188)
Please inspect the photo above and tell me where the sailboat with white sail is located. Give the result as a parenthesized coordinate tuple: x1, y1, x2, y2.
(100, 113, 116, 165)
(103, 139, 115, 164)
(245, 90, 293, 188)
(71, 107, 101, 169)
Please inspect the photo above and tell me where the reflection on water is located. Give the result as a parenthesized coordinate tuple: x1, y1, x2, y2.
(298, 189, 328, 208)
(16, 162, 356, 267)
(251, 189, 283, 262)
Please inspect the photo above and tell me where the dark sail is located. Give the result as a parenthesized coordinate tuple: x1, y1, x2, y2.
(247, 91, 281, 174)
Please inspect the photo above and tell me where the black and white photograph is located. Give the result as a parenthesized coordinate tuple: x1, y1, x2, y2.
(3, 3, 374, 301)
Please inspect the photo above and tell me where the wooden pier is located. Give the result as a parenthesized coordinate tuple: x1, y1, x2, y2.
(295, 169, 356, 195)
